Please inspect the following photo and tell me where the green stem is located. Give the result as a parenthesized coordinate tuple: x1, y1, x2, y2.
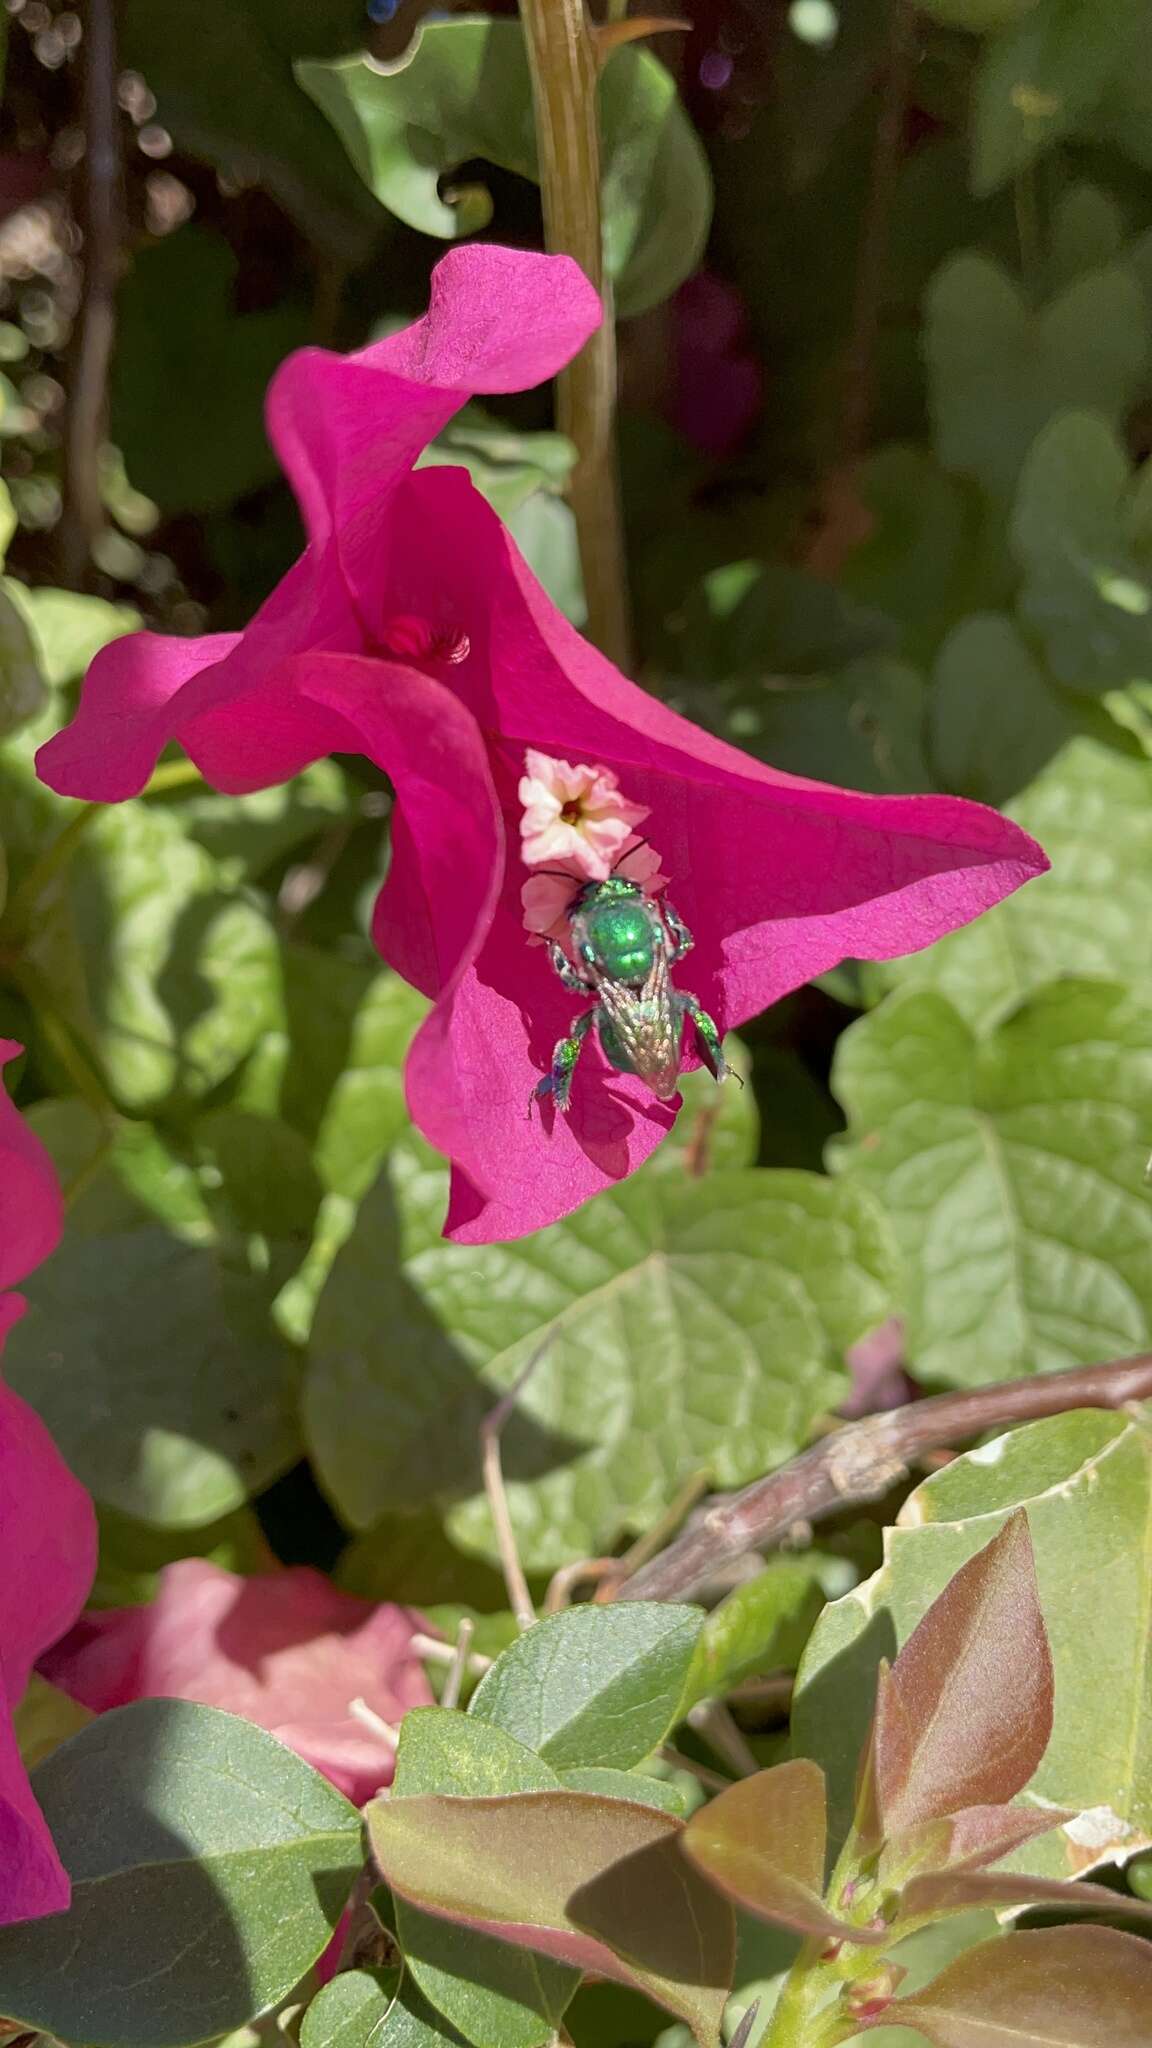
(11, 958, 118, 1124)
(519, 0, 633, 670)
(5, 802, 101, 940)
(139, 757, 206, 798)
(762, 1946, 850, 2048)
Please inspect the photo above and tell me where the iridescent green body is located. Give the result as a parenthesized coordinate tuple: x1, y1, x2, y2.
(531, 877, 733, 1114)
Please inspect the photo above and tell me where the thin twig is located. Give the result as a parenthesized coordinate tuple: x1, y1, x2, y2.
(61, 0, 122, 586)
(520, 0, 633, 668)
(544, 1556, 621, 1615)
(440, 1617, 475, 1712)
(618, 1350, 1152, 1603)
(481, 1340, 552, 1631)
(659, 1744, 733, 1795)
(410, 1630, 494, 1678)
(687, 1700, 760, 1777)
(348, 1698, 401, 1752)
(836, 0, 917, 473)
(615, 1467, 711, 1579)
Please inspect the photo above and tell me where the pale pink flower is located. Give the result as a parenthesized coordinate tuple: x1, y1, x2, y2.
(522, 833, 668, 950)
(518, 748, 649, 880)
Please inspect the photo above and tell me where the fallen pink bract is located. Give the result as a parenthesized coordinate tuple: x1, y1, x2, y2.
(0, 1041, 97, 1924)
(36, 245, 1048, 1243)
(41, 1560, 432, 1804)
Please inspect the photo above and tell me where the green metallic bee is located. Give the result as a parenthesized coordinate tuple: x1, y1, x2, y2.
(531, 873, 735, 1114)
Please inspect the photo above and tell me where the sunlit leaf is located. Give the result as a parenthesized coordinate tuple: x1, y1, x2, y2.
(864, 1925, 1152, 2046)
(369, 1788, 735, 2046)
(682, 1761, 880, 1943)
(873, 1515, 1052, 1839)
(468, 1603, 703, 1770)
(794, 1408, 1152, 1863)
(298, 19, 711, 317)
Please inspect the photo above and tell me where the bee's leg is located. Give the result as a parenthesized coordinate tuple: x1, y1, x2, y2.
(662, 900, 695, 964)
(531, 1009, 593, 1115)
(546, 939, 593, 996)
(678, 992, 739, 1086)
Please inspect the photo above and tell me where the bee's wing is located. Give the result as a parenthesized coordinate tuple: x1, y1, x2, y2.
(596, 945, 681, 1101)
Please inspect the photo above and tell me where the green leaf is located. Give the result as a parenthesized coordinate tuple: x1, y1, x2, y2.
(831, 979, 1152, 1387)
(838, 447, 1006, 671)
(866, 1925, 1152, 2046)
(4, 579, 138, 687)
(924, 254, 1147, 495)
(971, 0, 1144, 194)
(391, 1710, 578, 2048)
(0, 1701, 363, 2048)
(1048, 183, 1127, 292)
(118, 0, 383, 255)
(917, 0, 1052, 27)
(419, 407, 584, 625)
(3, 1222, 302, 1523)
(372, 1981, 468, 2048)
(871, 1515, 1052, 1838)
(13, 1674, 92, 1768)
(91, 1502, 273, 1607)
(794, 1406, 1152, 1860)
(1011, 412, 1152, 693)
(682, 1562, 827, 1711)
(557, 1768, 685, 1817)
(369, 1789, 735, 2047)
(0, 581, 46, 739)
(468, 1603, 703, 1769)
(336, 1508, 515, 1612)
(299, 1971, 400, 2048)
(867, 738, 1152, 1028)
(305, 1153, 896, 1568)
(929, 613, 1073, 805)
(112, 227, 308, 515)
(72, 798, 282, 1110)
(161, 760, 351, 882)
(298, 20, 711, 317)
(682, 1760, 877, 1943)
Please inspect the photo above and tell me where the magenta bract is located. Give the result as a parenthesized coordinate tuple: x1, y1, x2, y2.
(0, 1041, 97, 1924)
(36, 247, 1047, 1242)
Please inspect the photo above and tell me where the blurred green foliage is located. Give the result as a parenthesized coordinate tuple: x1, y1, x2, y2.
(3, 2, 1152, 2043)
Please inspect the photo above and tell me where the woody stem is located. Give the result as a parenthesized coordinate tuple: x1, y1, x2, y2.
(520, 0, 633, 671)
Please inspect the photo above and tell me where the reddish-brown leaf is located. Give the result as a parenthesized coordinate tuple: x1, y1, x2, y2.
(873, 1512, 1052, 1837)
(883, 1802, 1073, 1882)
(367, 1789, 735, 2046)
(681, 1760, 886, 1944)
(860, 1925, 1152, 2046)
(901, 1865, 1152, 1927)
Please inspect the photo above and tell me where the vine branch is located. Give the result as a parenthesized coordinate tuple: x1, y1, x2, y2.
(61, 0, 121, 587)
(618, 1350, 1152, 1603)
(520, 0, 633, 669)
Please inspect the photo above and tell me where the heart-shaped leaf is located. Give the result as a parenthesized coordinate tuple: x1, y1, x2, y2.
(297, 19, 711, 317)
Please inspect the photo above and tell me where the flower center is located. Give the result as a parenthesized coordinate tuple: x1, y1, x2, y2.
(560, 800, 586, 827)
(378, 614, 471, 667)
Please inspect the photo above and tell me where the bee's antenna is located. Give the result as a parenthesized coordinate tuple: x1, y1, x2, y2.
(529, 867, 583, 884)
